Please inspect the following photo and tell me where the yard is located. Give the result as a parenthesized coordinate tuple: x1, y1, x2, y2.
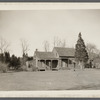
(0, 69, 100, 90)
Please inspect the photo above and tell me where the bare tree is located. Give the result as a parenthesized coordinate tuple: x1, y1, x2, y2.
(61, 39, 66, 47)
(43, 40, 50, 52)
(86, 43, 100, 59)
(0, 36, 10, 53)
(53, 36, 58, 47)
(86, 43, 96, 53)
(20, 39, 29, 55)
(53, 36, 66, 47)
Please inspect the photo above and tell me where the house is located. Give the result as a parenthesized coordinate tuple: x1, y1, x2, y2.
(34, 47, 75, 70)
(53, 47, 75, 68)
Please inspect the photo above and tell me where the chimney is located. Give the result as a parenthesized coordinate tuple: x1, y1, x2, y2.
(36, 49, 38, 52)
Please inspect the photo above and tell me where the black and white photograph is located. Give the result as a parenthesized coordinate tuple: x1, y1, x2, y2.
(0, 3, 100, 97)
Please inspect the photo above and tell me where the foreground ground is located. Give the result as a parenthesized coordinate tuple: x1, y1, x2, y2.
(0, 69, 100, 90)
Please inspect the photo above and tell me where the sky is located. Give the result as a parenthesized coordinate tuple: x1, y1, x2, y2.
(0, 10, 100, 57)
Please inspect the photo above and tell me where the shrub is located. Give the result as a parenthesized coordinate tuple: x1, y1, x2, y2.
(85, 63, 90, 68)
(95, 63, 100, 69)
(20, 65, 27, 71)
(0, 62, 8, 73)
(32, 66, 38, 71)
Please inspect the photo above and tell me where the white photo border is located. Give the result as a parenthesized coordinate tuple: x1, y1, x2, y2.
(0, 3, 100, 98)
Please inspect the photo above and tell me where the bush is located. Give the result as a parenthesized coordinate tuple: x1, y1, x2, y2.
(95, 63, 100, 69)
(20, 65, 27, 71)
(0, 62, 8, 73)
(85, 63, 90, 68)
(32, 66, 38, 71)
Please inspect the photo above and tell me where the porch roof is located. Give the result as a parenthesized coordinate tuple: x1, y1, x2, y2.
(35, 51, 58, 60)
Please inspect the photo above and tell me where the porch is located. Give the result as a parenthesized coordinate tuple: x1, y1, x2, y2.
(59, 57, 75, 68)
(36, 59, 59, 70)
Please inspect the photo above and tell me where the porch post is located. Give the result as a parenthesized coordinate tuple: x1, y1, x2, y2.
(44, 60, 46, 67)
(51, 60, 52, 70)
(38, 60, 39, 67)
(58, 60, 59, 68)
(67, 59, 69, 67)
(38, 60, 41, 67)
(36, 58, 38, 68)
(58, 59, 61, 69)
(40, 60, 42, 67)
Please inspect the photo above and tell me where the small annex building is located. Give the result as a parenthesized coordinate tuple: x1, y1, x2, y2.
(34, 47, 75, 70)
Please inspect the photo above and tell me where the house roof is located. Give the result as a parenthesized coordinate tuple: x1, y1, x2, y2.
(54, 47, 75, 57)
(35, 51, 57, 60)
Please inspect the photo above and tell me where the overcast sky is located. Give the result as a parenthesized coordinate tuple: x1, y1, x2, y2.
(0, 10, 100, 57)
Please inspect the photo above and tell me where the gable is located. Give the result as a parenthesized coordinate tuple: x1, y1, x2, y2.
(52, 48, 59, 58)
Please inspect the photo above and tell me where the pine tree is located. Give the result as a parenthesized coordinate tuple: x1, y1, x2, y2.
(0, 53, 5, 63)
(4, 52, 11, 64)
(10, 55, 21, 70)
(75, 32, 89, 68)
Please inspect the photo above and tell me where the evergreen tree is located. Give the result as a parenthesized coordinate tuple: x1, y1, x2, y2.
(10, 55, 15, 68)
(75, 32, 89, 68)
(10, 55, 21, 70)
(4, 52, 11, 64)
(16, 57, 21, 69)
(0, 53, 5, 62)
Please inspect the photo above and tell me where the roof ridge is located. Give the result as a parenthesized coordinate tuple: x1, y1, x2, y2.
(54, 47, 74, 49)
(36, 51, 52, 53)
